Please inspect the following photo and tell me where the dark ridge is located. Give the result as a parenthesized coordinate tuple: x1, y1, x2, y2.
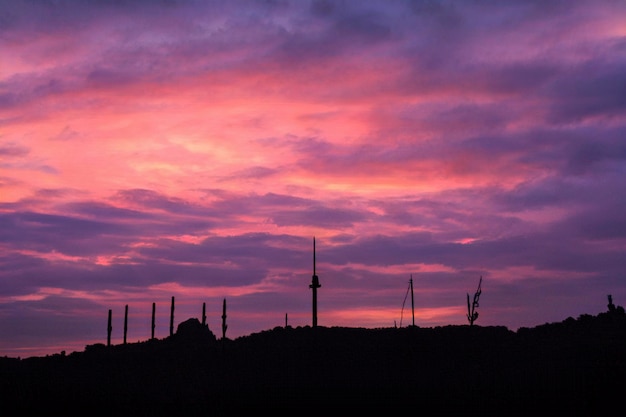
(1, 309, 625, 416)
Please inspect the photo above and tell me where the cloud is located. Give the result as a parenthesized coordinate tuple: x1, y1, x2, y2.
(115, 189, 199, 213)
(0, 296, 103, 350)
(545, 57, 626, 123)
(227, 166, 278, 180)
(0, 143, 29, 157)
(0, 211, 132, 256)
(2, 0, 626, 357)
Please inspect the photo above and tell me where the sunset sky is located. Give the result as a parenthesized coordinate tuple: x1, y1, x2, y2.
(2, 0, 626, 358)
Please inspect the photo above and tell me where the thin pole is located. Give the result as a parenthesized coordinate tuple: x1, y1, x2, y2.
(400, 281, 410, 328)
(123, 304, 128, 344)
(170, 296, 175, 337)
(410, 275, 415, 327)
(107, 309, 112, 347)
(151, 302, 156, 339)
(202, 302, 207, 326)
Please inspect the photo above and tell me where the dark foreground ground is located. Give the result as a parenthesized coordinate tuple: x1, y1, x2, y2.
(2, 310, 626, 416)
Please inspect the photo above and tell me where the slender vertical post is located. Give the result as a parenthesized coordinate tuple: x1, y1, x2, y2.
(123, 304, 128, 344)
(221, 298, 228, 339)
(202, 302, 207, 326)
(107, 309, 112, 347)
(151, 302, 156, 340)
(285, 313, 288, 328)
(170, 296, 175, 337)
(410, 275, 415, 327)
(309, 237, 321, 328)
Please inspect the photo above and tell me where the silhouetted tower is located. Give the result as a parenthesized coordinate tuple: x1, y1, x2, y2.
(221, 298, 228, 339)
(170, 296, 175, 337)
(123, 304, 128, 344)
(410, 275, 415, 327)
(107, 309, 112, 347)
(309, 237, 321, 328)
(151, 302, 156, 340)
(202, 302, 207, 326)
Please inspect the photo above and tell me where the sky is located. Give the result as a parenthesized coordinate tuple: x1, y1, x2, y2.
(1, 0, 626, 358)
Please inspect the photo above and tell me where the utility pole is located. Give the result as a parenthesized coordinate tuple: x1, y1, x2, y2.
(202, 302, 207, 326)
(309, 237, 321, 328)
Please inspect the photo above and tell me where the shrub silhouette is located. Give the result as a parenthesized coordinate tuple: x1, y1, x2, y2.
(171, 317, 217, 345)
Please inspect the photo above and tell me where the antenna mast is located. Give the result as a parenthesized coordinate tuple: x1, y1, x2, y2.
(309, 237, 321, 327)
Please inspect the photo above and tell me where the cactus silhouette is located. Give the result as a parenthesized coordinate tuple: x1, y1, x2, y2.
(123, 304, 128, 345)
(107, 309, 112, 347)
(151, 302, 156, 340)
(170, 296, 175, 337)
(466, 276, 482, 326)
(222, 298, 228, 339)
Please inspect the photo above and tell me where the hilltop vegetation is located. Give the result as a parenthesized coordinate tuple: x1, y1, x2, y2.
(1, 311, 625, 416)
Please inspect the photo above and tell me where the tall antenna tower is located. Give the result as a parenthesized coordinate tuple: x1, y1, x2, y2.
(309, 237, 321, 328)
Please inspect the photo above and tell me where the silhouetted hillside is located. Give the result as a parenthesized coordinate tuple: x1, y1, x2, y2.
(2, 312, 625, 416)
